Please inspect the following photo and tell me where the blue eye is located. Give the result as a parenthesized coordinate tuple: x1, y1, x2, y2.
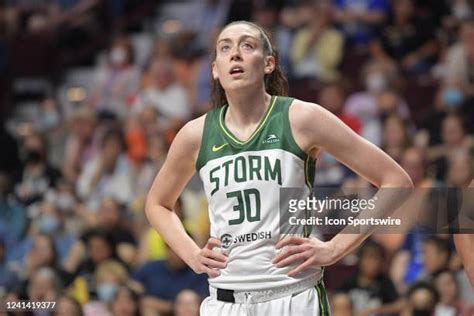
(242, 43, 253, 49)
(221, 45, 230, 52)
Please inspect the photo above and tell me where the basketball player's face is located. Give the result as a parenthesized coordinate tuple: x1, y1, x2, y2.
(212, 24, 274, 91)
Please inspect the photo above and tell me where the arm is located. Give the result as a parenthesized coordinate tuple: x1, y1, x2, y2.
(145, 116, 227, 277)
(273, 101, 413, 275)
(453, 179, 474, 288)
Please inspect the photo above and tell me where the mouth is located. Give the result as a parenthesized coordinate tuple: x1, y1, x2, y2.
(229, 66, 244, 76)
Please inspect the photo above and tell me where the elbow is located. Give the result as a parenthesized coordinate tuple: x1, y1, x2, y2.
(382, 169, 414, 189)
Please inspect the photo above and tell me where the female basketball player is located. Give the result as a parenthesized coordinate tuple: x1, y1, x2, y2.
(145, 21, 413, 315)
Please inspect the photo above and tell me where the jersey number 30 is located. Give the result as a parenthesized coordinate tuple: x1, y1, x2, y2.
(226, 189, 261, 225)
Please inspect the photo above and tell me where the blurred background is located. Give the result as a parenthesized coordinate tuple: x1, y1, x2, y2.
(0, 0, 473, 315)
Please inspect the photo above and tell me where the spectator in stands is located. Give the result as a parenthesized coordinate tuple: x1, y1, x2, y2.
(132, 57, 190, 127)
(132, 242, 208, 316)
(0, 172, 27, 245)
(67, 229, 120, 298)
(330, 292, 353, 316)
(291, 0, 344, 82)
(443, 18, 474, 98)
(344, 59, 407, 145)
(370, 0, 439, 76)
(315, 82, 359, 186)
(63, 106, 98, 183)
(428, 113, 473, 181)
(174, 289, 201, 316)
(402, 281, 439, 316)
(434, 270, 474, 316)
(83, 259, 130, 316)
(381, 114, 412, 163)
(54, 295, 83, 316)
(340, 240, 401, 315)
(251, 1, 293, 74)
(420, 236, 451, 282)
(27, 267, 62, 301)
(0, 238, 18, 296)
(14, 132, 60, 206)
(111, 286, 141, 316)
(91, 197, 137, 266)
(89, 35, 140, 118)
(22, 234, 74, 288)
(446, 149, 473, 187)
(77, 129, 133, 209)
(332, 0, 390, 47)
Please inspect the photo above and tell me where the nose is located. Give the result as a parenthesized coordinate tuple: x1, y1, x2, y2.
(230, 46, 242, 61)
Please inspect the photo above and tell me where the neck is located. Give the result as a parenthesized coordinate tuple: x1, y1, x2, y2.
(224, 87, 271, 127)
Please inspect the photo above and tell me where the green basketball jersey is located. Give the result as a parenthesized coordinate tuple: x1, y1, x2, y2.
(197, 95, 322, 290)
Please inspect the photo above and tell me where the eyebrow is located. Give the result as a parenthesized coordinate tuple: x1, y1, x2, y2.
(217, 34, 258, 45)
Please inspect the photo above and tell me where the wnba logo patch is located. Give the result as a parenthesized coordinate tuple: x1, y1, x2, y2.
(220, 234, 233, 249)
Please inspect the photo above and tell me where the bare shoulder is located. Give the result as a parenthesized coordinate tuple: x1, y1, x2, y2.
(288, 99, 332, 155)
(170, 113, 207, 160)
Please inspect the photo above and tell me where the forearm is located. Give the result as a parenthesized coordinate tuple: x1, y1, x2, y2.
(145, 201, 201, 269)
(329, 177, 413, 262)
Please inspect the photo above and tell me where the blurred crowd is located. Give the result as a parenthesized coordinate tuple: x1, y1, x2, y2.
(0, 0, 474, 315)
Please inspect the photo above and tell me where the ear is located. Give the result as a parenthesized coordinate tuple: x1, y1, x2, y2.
(264, 55, 276, 75)
(212, 61, 218, 80)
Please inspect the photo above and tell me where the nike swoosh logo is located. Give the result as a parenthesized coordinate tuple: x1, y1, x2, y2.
(212, 143, 228, 152)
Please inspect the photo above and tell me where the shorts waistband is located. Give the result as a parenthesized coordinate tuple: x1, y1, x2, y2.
(209, 274, 322, 304)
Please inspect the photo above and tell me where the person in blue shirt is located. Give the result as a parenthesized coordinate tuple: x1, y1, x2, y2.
(333, 0, 390, 46)
(132, 241, 208, 316)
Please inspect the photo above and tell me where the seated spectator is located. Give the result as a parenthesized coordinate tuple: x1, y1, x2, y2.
(66, 229, 122, 303)
(0, 172, 27, 245)
(371, 0, 439, 76)
(420, 236, 451, 282)
(330, 292, 353, 316)
(340, 240, 401, 315)
(77, 129, 133, 209)
(381, 115, 412, 163)
(332, 0, 390, 47)
(290, 0, 344, 82)
(83, 259, 130, 316)
(132, 57, 190, 127)
(111, 286, 141, 316)
(443, 18, 474, 99)
(0, 238, 18, 296)
(315, 82, 359, 186)
(174, 289, 201, 316)
(27, 267, 62, 301)
(343, 59, 407, 145)
(63, 106, 98, 183)
(132, 242, 208, 316)
(14, 132, 60, 206)
(402, 281, 439, 316)
(7, 200, 76, 272)
(427, 113, 473, 181)
(89, 35, 141, 118)
(53, 295, 83, 316)
(434, 270, 474, 316)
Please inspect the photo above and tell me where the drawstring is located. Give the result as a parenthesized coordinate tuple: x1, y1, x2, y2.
(244, 292, 254, 316)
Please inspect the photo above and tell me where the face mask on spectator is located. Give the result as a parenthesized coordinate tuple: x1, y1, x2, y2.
(38, 215, 60, 234)
(41, 111, 60, 130)
(110, 47, 127, 66)
(442, 88, 464, 107)
(365, 72, 387, 93)
(97, 282, 119, 302)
